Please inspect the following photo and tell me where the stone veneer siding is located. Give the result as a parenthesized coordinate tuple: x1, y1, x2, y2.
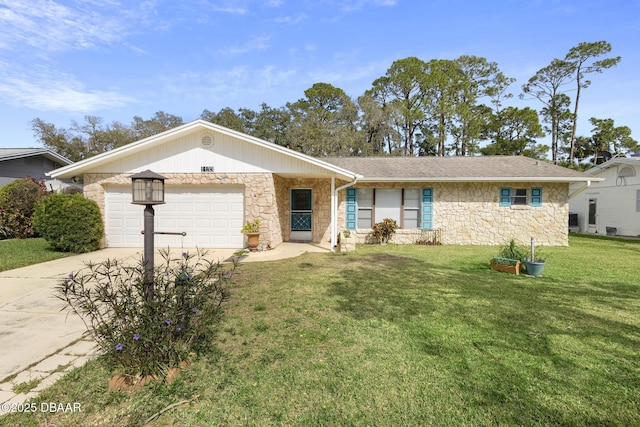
(84, 173, 282, 248)
(336, 182, 569, 246)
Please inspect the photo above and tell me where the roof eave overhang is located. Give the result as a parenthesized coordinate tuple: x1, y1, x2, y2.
(2, 150, 72, 166)
(356, 176, 604, 183)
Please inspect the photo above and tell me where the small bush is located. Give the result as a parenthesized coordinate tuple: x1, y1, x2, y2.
(496, 239, 528, 262)
(33, 193, 104, 253)
(371, 218, 399, 244)
(55, 250, 236, 378)
(0, 177, 48, 238)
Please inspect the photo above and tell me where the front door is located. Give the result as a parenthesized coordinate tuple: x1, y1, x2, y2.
(587, 197, 598, 232)
(290, 189, 312, 241)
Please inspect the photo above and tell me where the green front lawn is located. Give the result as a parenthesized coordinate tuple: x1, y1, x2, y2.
(0, 238, 70, 272)
(2, 235, 638, 426)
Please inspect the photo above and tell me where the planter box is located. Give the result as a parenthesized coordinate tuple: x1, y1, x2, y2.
(338, 232, 356, 253)
(490, 258, 521, 275)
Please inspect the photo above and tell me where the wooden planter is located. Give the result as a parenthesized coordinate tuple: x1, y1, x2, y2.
(490, 258, 521, 275)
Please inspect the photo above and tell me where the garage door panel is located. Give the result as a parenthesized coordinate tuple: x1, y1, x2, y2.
(105, 186, 244, 248)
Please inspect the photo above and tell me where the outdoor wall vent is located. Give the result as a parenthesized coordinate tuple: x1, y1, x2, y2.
(201, 135, 214, 148)
(616, 166, 636, 186)
(618, 166, 636, 178)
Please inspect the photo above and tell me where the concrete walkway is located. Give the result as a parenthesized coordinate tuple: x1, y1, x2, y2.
(0, 243, 330, 412)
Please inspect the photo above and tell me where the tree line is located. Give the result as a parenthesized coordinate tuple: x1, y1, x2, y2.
(32, 40, 637, 167)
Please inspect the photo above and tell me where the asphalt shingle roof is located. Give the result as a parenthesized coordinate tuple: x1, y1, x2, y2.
(322, 156, 592, 182)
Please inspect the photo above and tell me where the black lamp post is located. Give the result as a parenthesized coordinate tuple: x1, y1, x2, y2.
(131, 170, 166, 301)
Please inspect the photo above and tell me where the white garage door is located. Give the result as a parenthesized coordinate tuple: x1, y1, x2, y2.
(105, 186, 244, 248)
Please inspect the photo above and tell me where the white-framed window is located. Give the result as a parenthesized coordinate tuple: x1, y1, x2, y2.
(354, 188, 423, 229)
(403, 188, 421, 229)
(357, 188, 373, 229)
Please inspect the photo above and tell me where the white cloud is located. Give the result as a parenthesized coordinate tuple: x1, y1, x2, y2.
(0, 0, 137, 52)
(271, 14, 308, 24)
(0, 61, 134, 111)
(222, 35, 271, 54)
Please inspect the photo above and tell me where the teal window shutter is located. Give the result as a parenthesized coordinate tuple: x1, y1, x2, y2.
(346, 188, 357, 230)
(421, 188, 433, 229)
(500, 188, 511, 206)
(530, 187, 542, 206)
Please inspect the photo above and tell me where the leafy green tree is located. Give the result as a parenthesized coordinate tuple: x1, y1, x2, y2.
(480, 107, 546, 158)
(589, 117, 638, 156)
(370, 57, 430, 156)
(423, 59, 459, 156)
(358, 92, 398, 155)
(286, 83, 362, 156)
(200, 107, 249, 133)
(252, 103, 292, 147)
(131, 111, 183, 140)
(31, 118, 85, 162)
(32, 112, 183, 161)
(521, 59, 575, 164)
(564, 41, 621, 164)
(451, 55, 511, 156)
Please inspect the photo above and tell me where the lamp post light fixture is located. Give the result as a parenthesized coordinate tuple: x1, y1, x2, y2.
(131, 170, 166, 301)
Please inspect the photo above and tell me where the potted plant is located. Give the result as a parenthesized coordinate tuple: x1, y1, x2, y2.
(523, 238, 546, 277)
(240, 219, 261, 252)
(371, 218, 399, 245)
(490, 239, 528, 275)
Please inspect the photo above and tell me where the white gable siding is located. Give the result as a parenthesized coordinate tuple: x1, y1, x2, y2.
(569, 162, 640, 236)
(90, 130, 333, 176)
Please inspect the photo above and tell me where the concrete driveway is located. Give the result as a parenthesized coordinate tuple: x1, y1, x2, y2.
(0, 243, 329, 385)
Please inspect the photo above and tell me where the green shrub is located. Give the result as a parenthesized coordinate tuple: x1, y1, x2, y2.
(33, 193, 104, 253)
(55, 250, 236, 378)
(0, 177, 48, 238)
(371, 218, 399, 244)
(496, 239, 528, 262)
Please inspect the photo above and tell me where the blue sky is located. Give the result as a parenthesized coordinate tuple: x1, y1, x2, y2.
(1, 0, 638, 150)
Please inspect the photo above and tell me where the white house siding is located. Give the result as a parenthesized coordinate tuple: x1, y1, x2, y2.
(89, 130, 336, 176)
(569, 162, 640, 236)
(338, 181, 569, 246)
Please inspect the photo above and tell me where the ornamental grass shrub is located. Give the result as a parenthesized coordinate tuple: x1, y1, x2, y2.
(55, 249, 237, 379)
(496, 239, 528, 262)
(33, 193, 104, 253)
(0, 177, 48, 239)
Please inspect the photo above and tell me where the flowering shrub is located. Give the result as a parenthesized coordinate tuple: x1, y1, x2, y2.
(55, 249, 237, 378)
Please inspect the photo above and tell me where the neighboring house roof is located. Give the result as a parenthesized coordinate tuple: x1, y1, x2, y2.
(581, 156, 640, 175)
(49, 120, 359, 181)
(323, 156, 598, 183)
(0, 148, 72, 166)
